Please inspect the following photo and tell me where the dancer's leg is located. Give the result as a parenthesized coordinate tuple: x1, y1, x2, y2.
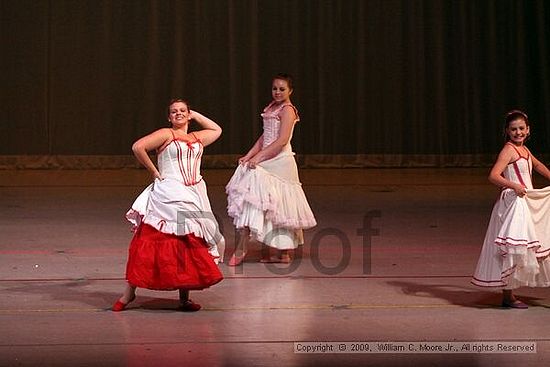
(260, 249, 291, 263)
(228, 227, 250, 266)
(502, 289, 528, 309)
(502, 289, 515, 303)
(279, 249, 291, 263)
(119, 283, 136, 303)
(112, 283, 136, 311)
(179, 289, 201, 312)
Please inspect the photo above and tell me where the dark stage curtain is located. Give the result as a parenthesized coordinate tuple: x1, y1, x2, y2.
(1, 0, 549, 167)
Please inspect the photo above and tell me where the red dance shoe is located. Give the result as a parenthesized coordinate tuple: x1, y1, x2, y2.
(112, 296, 135, 312)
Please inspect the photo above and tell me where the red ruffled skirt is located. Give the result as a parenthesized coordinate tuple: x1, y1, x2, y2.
(126, 224, 223, 290)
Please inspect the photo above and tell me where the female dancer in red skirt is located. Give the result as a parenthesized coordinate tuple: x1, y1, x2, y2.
(113, 99, 224, 312)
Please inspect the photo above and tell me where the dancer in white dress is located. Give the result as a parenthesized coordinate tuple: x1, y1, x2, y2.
(472, 110, 550, 308)
(113, 99, 224, 312)
(226, 74, 316, 265)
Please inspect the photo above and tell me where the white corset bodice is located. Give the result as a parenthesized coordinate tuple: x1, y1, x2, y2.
(260, 102, 299, 149)
(157, 140, 203, 186)
(503, 156, 533, 190)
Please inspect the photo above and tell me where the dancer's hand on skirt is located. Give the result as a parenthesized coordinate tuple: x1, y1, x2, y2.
(513, 184, 526, 197)
(247, 159, 258, 169)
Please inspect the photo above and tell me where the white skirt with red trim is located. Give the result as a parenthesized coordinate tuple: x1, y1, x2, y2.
(126, 178, 224, 262)
(226, 151, 317, 249)
(472, 186, 550, 288)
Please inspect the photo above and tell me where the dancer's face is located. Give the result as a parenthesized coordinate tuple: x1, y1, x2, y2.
(506, 118, 529, 145)
(168, 102, 190, 128)
(272, 79, 292, 103)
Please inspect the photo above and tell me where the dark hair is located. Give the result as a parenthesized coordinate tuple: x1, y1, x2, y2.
(167, 98, 190, 117)
(503, 109, 529, 142)
(273, 73, 294, 90)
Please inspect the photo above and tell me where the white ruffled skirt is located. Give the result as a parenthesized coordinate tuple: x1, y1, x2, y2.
(226, 151, 317, 249)
(471, 186, 550, 288)
(126, 178, 224, 262)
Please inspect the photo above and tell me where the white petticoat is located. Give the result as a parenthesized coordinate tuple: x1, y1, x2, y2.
(226, 151, 317, 250)
(472, 186, 550, 288)
(126, 178, 224, 261)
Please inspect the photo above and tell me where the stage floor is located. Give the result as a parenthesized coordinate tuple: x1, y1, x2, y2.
(0, 168, 549, 367)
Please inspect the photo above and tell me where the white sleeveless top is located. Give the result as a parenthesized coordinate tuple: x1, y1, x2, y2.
(503, 143, 533, 190)
(157, 132, 203, 186)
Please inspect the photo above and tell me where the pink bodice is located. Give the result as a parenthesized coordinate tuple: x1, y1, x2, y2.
(260, 102, 299, 149)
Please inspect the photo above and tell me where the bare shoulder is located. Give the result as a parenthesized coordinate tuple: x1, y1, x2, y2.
(279, 104, 298, 119)
(281, 104, 297, 112)
(148, 128, 172, 143)
(499, 143, 516, 154)
(496, 143, 517, 162)
(157, 127, 173, 136)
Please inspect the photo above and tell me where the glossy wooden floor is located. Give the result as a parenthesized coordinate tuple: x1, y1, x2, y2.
(0, 168, 549, 367)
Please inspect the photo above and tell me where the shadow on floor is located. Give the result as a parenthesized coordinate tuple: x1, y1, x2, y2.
(4, 280, 187, 312)
(386, 280, 549, 309)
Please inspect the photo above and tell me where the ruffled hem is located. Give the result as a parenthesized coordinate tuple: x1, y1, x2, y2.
(471, 254, 550, 289)
(126, 209, 222, 261)
(500, 252, 550, 288)
(496, 239, 549, 258)
(472, 187, 550, 288)
(226, 163, 317, 230)
(472, 245, 550, 289)
(234, 201, 305, 249)
(125, 178, 225, 262)
(126, 224, 223, 290)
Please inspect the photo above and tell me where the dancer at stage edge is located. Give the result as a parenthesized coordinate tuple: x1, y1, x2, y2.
(226, 73, 316, 266)
(472, 110, 550, 308)
(113, 99, 224, 312)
